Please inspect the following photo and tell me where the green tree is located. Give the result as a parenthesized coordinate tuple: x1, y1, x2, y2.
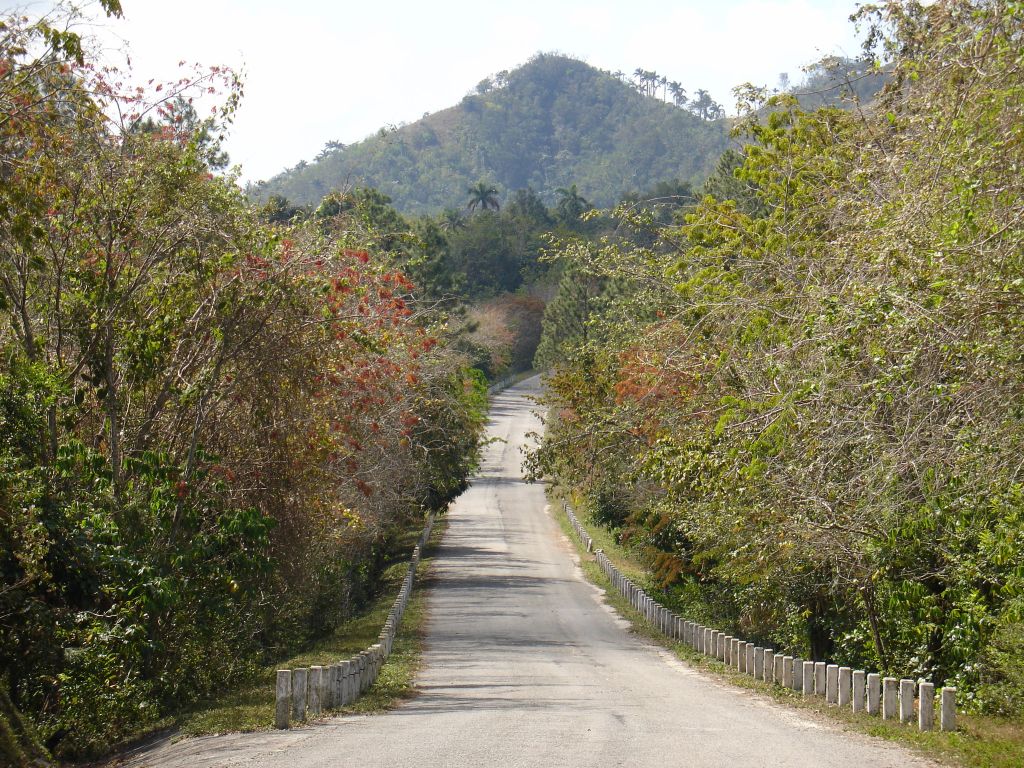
(533, 0, 1024, 707)
(466, 181, 501, 212)
(555, 184, 592, 227)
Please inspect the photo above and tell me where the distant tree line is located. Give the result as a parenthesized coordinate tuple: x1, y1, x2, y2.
(618, 68, 725, 119)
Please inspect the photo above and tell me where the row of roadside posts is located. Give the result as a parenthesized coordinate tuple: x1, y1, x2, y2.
(273, 512, 436, 729)
(563, 501, 957, 733)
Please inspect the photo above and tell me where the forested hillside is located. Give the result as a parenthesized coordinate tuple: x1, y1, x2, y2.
(533, 0, 1024, 721)
(252, 54, 730, 214)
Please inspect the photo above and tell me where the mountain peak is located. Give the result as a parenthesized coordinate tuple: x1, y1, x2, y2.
(254, 54, 729, 214)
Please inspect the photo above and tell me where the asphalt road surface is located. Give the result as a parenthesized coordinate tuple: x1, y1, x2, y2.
(117, 375, 932, 768)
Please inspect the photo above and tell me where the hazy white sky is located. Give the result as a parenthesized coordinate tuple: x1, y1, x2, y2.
(49, 0, 865, 183)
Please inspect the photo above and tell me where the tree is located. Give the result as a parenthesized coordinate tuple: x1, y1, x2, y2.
(438, 207, 467, 233)
(533, 0, 1024, 707)
(687, 89, 724, 120)
(466, 181, 500, 212)
(555, 184, 592, 227)
(0, 8, 488, 758)
(669, 81, 687, 107)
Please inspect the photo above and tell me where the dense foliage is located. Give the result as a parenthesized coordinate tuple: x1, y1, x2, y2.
(0, 9, 486, 762)
(533, 0, 1024, 714)
(252, 54, 731, 214)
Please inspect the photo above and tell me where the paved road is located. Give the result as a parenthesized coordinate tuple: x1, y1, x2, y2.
(118, 376, 931, 767)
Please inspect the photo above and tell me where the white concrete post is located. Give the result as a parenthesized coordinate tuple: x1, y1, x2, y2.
(867, 673, 881, 715)
(346, 659, 357, 704)
(899, 678, 915, 723)
(292, 668, 308, 721)
(882, 677, 898, 719)
(918, 682, 934, 731)
(733, 638, 741, 670)
(371, 644, 384, 684)
(838, 667, 852, 707)
(792, 659, 803, 691)
(802, 660, 814, 695)
(338, 661, 348, 706)
(324, 665, 335, 708)
(852, 670, 866, 712)
(826, 664, 839, 704)
(782, 656, 793, 688)
(359, 653, 369, 693)
(815, 662, 827, 696)
(308, 666, 323, 716)
(940, 687, 956, 732)
(774, 654, 785, 686)
(275, 670, 291, 729)
(326, 664, 336, 709)
(762, 649, 774, 682)
(753, 647, 764, 679)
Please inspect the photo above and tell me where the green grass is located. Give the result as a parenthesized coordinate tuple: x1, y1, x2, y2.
(550, 492, 1024, 768)
(168, 517, 445, 737)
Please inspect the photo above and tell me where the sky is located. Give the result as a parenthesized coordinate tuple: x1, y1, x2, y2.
(35, 0, 866, 183)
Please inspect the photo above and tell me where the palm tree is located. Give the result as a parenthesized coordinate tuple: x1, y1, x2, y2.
(669, 81, 687, 107)
(466, 182, 500, 212)
(644, 70, 658, 97)
(439, 208, 466, 232)
(691, 89, 713, 119)
(555, 184, 591, 224)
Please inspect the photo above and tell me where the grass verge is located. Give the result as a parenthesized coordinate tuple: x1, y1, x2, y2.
(164, 516, 445, 737)
(550, 492, 1024, 768)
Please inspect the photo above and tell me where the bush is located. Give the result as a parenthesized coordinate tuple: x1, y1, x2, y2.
(977, 618, 1024, 718)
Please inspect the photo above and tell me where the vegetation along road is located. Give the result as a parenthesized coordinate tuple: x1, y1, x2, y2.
(112, 377, 933, 767)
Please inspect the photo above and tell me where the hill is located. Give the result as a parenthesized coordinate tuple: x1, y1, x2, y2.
(251, 54, 731, 214)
